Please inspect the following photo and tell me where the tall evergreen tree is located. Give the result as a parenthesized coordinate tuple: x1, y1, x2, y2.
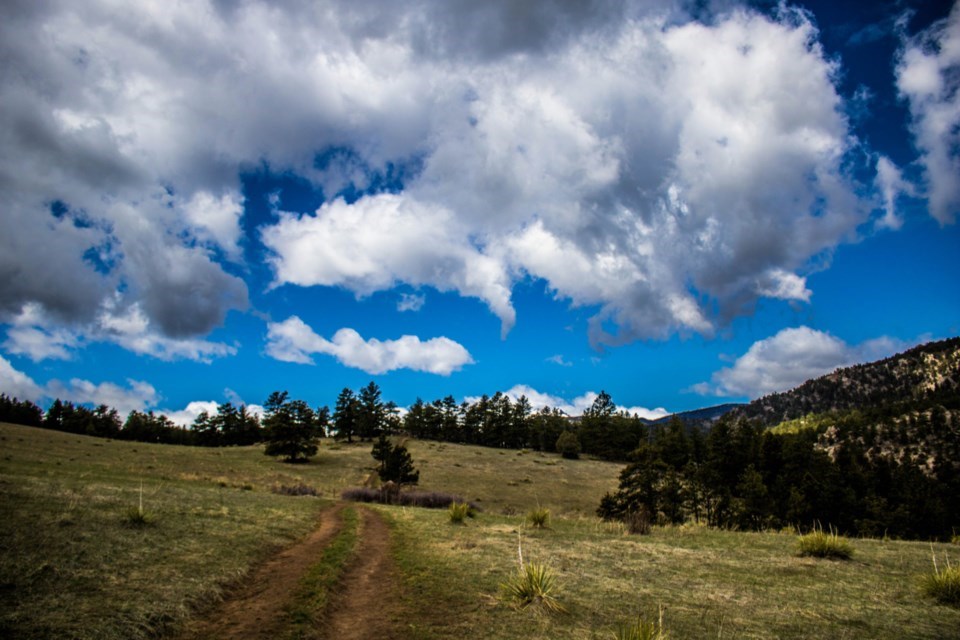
(263, 391, 319, 463)
(333, 387, 359, 443)
(357, 381, 385, 440)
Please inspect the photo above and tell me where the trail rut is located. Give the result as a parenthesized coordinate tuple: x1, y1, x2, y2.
(171, 502, 403, 640)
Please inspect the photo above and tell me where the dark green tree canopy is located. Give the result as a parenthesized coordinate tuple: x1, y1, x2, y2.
(263, 391, 322, 463)
(371, 436, 419, 486)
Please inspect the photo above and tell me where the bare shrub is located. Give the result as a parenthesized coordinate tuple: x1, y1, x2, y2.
(625, 506, 652, 535)
(341, 487, 480, 512)
(271, 482, 319, 497)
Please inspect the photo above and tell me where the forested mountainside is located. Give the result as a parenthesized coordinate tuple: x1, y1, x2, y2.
(732, 337, 960, 427)
(600, 338, 960, 539)
(652, 403, 743, 430)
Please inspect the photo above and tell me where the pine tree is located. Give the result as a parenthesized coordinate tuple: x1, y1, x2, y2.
(333, 388, 359, 443)
(262, 391, 319, 463)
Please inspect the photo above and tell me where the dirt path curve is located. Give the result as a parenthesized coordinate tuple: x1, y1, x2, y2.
(171, 503, 405, 640)
(319, 506, 404, 640)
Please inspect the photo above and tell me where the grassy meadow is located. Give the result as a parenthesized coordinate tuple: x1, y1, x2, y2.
(2, 422, 959, 639)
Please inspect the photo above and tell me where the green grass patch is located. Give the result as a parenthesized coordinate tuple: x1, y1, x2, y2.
(5, 422, 960, 639)
(385, 506, 960, 638)
(615, 608, 668, 640)
(448, 502, 470, 524)
(797, 524, 854, 560)
(526, 506, 550, 529)
(921, 555, 960, 607)
(286, 506, 360, 632)
(0, 423, 332, 639)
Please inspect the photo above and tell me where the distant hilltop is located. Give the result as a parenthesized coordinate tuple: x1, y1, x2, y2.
(661, 336, 960, 430)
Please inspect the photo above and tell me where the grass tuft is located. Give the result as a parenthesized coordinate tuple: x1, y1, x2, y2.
(500, 562, 565, 613)
(123, 506, 153, 527)
(449, 502, 471, 524)
(123, 481, 153, 527)
(527, 506, 550, 529)
(921, 555, 960, 607)
(797, 523, 853, 560)
(615, 608, 669, 640)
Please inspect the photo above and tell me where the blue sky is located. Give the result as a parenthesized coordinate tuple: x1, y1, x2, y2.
(1, 0, 958, 424)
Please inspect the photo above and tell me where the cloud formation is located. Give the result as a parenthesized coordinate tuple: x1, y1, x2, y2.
(494, 384, 669, 420)
(265, 316, 474, 375)
(0, 0, 952, 363)
(695, 326, 919, 399)
(262, 4, 867, 345)
(0, 355, 157, 416)
(896, 2, 960, 224)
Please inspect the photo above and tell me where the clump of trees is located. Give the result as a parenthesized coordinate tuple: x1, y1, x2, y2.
(598, 407, 960, 540)
(371, 434, 419, 485)
(261, 391, 328, 463)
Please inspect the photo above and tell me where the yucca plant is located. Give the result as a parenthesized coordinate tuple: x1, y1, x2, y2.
(527, 506, 550, 529)
(501, 534, 565, 613)
(797, 523, 853, 560)
(921, 554, 960, 607)
(501, 562, 566, 613)
(615, 608, 668, 640)
(449, 501, 470, 524)
(123, 481, 153, 527)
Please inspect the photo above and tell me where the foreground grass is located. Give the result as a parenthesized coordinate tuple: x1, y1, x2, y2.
(286, 506, 360, 635)
(387, 506, 960, 639)
(4, 422, 958, 639)
(0, 423, 340, 639)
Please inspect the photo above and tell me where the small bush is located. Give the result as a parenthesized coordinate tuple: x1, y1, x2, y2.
(123, 506, 152, 527)
(615, 609, 668, 640)
(921, 556, 960, 607)
(272, 482, 319, 496)
(449, 502, 470, 524)
(342, 487, 480, 512)
(625, 507, 652, 535)
(501, 562, 565, 613)
(797, 524, 853, 560)
(555, 430, 581, 459)
(527, 507, 550, 529)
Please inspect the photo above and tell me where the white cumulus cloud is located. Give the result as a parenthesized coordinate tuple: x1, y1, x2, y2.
(265, 316, 474, 375)
(0, 355, 159, 416)
(896, 2, 960, 224)
(0, 0, 949, 359)
(696, 326, 921, 399)
(0, 355, 44, 402)
(494, 384, 669, 420)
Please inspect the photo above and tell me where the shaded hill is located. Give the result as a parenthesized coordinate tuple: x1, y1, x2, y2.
(651, 403, 743, 430)
(732, 336, 960, 427)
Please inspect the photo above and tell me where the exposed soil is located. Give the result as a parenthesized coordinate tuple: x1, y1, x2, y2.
(170, 502, 404, 640)
(319, 507, 404, 640)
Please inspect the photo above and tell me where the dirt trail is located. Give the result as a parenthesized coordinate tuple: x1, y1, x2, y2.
(171, 502, 404, 640)
(320, 507, 404, 640)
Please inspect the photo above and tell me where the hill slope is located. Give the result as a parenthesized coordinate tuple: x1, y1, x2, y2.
(732, 336, 960, 427)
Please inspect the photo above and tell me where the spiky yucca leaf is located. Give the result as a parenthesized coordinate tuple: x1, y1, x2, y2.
(501, 562, 566, 613)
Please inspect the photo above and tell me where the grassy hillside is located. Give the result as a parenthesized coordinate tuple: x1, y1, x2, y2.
(2, 422, 958, 639)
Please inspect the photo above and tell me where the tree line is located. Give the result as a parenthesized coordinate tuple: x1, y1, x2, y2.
(4, 382, 957, 539)
(598, 401, 959, 540)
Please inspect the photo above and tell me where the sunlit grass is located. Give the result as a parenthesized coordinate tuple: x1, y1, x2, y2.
(797, 524, 854, 560)
(3, 422, 959, 639)
(921, 554, 960, 607)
